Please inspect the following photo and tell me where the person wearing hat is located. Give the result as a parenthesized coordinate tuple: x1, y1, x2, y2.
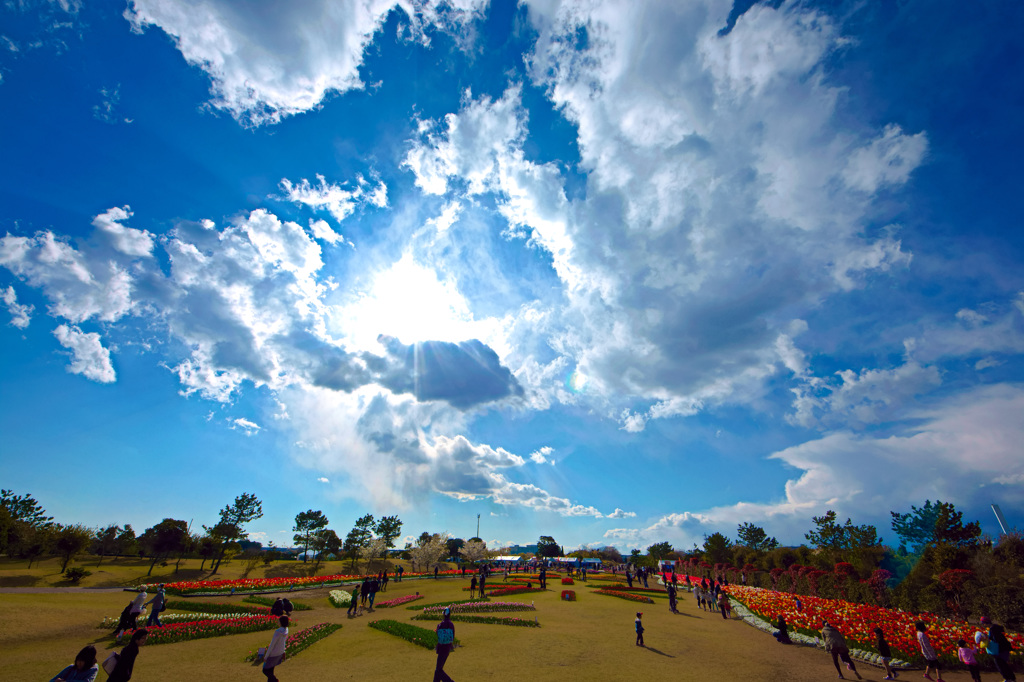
(143, 585, 166, 628)
(635, 612, 645, 647)
(434, 607, 456, 682)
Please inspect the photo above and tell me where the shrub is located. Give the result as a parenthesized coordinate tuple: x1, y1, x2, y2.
(64, 567, 91, 583)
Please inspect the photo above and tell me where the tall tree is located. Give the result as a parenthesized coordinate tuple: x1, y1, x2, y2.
(737, 522, 779, 552)
(1, 489, 53, 557)
(647, 542, 674, 561)
(93, 525, 120, 566)
(409, 532, 450, 572)
(292, 509, 329, 562)
(891, 500, 981, 553)
(55, 524, 94, 573)
(0, 489, 54, 527)
(207, 493, 263, 574)
(445, 537, 465, 560)
(138, 518, 189, 576)
(343, 514, 376, 569)
(703, 532, 734, 564)
(375, 515, 403, 549)
(805, 510, 880, 565)
(115, 525, 137, 558)
(537, 535, 560, 558)
(460, 539, 489, 564)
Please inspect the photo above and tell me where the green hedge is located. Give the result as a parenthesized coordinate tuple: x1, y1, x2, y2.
(368, 619, 459, 649)
(242, 596, 313, 610)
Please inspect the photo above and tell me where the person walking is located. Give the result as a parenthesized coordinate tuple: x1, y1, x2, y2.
(49, 645, 99, 681)
(281, 598, 293, 616)
(915, 621, 945, 682)
(262, 616, 289, 682)
(635, 612, 645, 647)
(667, 583, 678, 613)
(107, 628, 148, 682)
(988, 623, 1016, 681)
(143, 585, 166, 628)
(469, 575, 477, 600)
(397, 565, 404, 582)
(434, 566, 439, 579)
(434, 608, 456, 682)
(479, 570, 486, 595)
(717, 590, 730, 619)
(366, 576, 379, 611)
(271, 598, 286, 617)
(958, 639, 982, 682)
(822, 621, 862, 680)
(115, 591, 147, 642)
(347, 584, 360, 617)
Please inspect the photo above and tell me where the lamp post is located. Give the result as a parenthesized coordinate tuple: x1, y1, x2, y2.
(476, 514, 480, 539)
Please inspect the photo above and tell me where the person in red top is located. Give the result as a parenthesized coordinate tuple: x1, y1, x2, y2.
(434, 608, 456, 682)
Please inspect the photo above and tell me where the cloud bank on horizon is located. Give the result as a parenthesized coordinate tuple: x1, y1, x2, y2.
(1, 0, 1022, 549)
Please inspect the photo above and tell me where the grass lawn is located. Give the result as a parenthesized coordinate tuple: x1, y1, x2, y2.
(2, 565, 984, 681)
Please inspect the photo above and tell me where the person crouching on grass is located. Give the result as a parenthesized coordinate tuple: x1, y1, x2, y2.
(635, 612, 645, 647)
(873, 627, 897, 680)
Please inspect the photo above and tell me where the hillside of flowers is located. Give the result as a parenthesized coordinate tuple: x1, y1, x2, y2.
(727, 584, 1023, 667)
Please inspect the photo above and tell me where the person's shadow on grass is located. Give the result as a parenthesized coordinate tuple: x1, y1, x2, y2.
(641, 646, 674, 657)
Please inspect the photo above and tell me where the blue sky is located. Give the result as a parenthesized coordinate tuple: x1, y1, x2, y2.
(2, 0, 1023, 553)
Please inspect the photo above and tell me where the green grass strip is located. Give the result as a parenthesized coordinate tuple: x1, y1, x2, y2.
(412, 614, 540, 627)
(368, 619, 460, 649)
(242, 596, 313, 610)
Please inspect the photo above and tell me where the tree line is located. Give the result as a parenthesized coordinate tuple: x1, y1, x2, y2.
(621, 501, 1023, 629)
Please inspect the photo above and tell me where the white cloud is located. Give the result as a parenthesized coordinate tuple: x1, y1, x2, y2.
(53, 324, 116, 383)
(529, 446, 552, 464)
(124, 0, 486, 126)
(317, 477, 329, 483)
(278, 174, 385, 226)
(91, 206, 154, 257)
(2, 286, 33, 328)
(604, 384, 1024, 548)
(231, 417, 261, 435)
(400, 0, 928, 431)
(843, 124, 929, 193)
(606, 508, 636, 520)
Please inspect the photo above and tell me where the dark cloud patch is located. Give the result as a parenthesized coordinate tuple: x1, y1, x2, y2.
(374, 335, 523, 409)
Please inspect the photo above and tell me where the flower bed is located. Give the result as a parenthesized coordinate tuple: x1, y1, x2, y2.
(562, 577, 574, 585)
(421, 601, 536, 614)
(242, 596, 313, 611)
(561, 590, 576, 601)
(489, 586, 546, 597)
(165, 600, 270, 615)
(727, 585, 1024, 668)
(408, 598, 491, 611)
(368, 619, 458, 649)
(413, 614, 540, 627)
(131, 615, 279, 645)
(137, 570, 462, 595)
(328, 590, 353, 608)
(587, 585, 666, 595)
(375, 594, 423, 608)
(244, 623, 341, 662)
(99, 612, 257, 628)
(593, 589, 654, 604)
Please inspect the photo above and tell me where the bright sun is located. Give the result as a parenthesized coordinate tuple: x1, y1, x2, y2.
(335, 253, 492, 352)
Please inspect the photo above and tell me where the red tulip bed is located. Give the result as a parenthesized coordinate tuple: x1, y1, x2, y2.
(375, 594, 423, 608)
(133, 615, 280, 645)
(244, 623, 342, 662)
(589, 585, 666, 596)
(562, 577, 574, 585)
(726, 585, 1024, 668)
(138, 570, 462, 595)
(561, 590, 576, 601)
(593, 589, 654, 604)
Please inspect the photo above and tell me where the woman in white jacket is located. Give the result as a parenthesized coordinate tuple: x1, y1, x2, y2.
(262, 616, 289, 682)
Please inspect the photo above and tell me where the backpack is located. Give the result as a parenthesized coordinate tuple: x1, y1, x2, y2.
(102, 652, 120, 675)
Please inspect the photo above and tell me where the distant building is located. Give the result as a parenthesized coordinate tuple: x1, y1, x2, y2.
(507, 544, 539, 554)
